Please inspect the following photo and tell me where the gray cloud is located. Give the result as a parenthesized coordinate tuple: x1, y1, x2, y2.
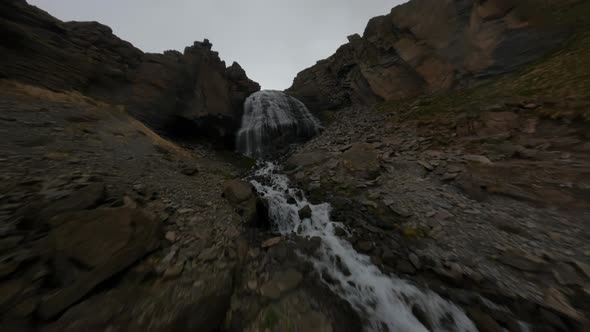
(28, 0, 406, 89)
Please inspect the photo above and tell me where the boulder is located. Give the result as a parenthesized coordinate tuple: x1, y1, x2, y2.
(38, 207, 161, 320)
(298, 205, 313, 220)
(223, 179, 255, 204)
(223, 179, 265, 226)
(47, 272, 233, 332)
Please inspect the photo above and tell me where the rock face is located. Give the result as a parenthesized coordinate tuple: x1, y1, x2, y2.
(287, 0, 569, 112)
(0, 0, 260, 143)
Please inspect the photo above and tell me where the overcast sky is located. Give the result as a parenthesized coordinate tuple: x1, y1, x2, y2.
(28, 0, 405, 90)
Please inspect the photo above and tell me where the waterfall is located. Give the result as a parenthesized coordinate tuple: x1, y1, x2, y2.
(251, 163, 477, 332)
(236, 90, 321, 159)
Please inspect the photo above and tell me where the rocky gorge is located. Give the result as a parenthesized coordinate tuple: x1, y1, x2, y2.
(1, 0, 590, 331)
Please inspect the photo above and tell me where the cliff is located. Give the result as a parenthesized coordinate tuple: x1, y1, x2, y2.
(0, 0, 260, 143)
(287, 0, 575, 112)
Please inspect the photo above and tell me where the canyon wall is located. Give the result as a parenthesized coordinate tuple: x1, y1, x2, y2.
(0, 0, 260, 142)
(287, 0, 573, 112)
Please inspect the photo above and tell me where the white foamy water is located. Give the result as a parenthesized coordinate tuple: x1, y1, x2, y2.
(236, 90, 321, 159)
(251, 162, 477, 332)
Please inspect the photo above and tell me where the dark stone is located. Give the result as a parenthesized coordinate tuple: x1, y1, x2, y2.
(298, 205, 313, 220)
(396, 260, 417, 275)
(356, 241, 373, 253)
(38, 207, 161, 320)
(412, 305, 432, 330)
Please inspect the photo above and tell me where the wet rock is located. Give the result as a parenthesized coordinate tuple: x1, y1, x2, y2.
(259, 269, 303, 300)
(298, 205, 312, 220)
(268, 243, 289, 262)
(334, 226, 347, 237)
(412, 305, 433, 330)
(38, 207, 161, 320)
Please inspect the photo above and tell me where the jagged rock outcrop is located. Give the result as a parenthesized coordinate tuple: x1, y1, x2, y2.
(287, 0, 572, 113)
(0, 0, 260, 143)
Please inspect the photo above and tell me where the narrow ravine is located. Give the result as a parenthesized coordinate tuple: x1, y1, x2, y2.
(250, 162, 477, 332)
(236, 90, 478, 332)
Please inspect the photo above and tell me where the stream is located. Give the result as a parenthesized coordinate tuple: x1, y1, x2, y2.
(238, 90, 478, 332)
(250, 162, 477, 332)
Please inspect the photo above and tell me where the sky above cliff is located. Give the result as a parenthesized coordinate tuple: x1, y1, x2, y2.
(28, 0, 405, 90)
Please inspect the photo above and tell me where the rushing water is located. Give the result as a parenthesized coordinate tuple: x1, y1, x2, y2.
(251, 162, 478, 332)
(236, 90, 321, 159)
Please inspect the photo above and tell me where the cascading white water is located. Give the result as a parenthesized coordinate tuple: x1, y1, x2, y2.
(251, 162, 478, 332)
(236, 90, 321, 159)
